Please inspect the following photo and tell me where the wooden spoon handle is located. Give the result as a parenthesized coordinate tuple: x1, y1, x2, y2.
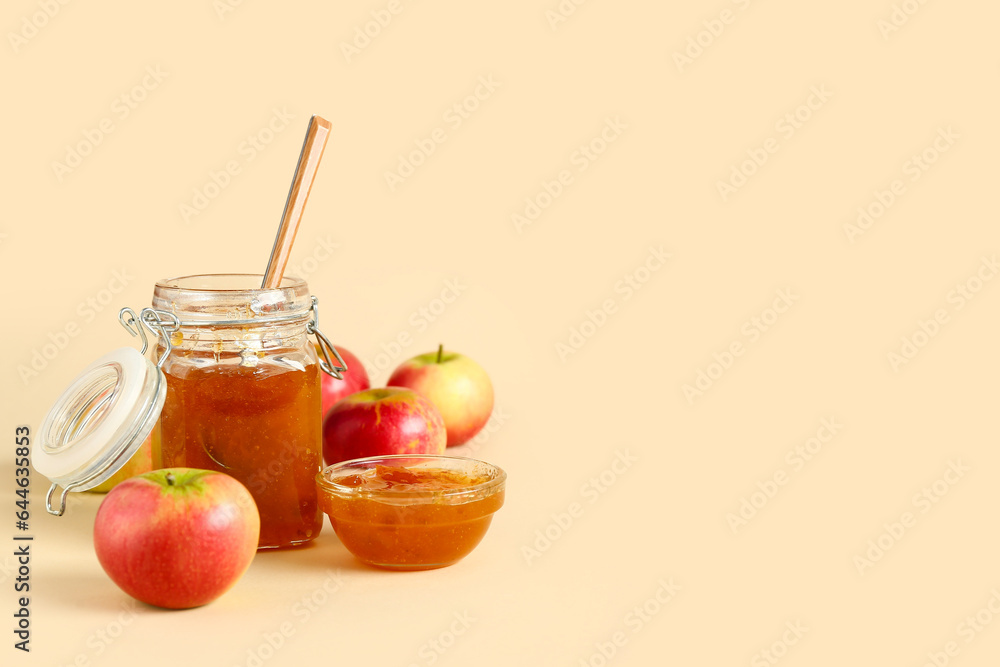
(261, 115, 332, 289)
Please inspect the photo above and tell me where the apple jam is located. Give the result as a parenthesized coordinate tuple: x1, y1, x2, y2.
(156, 355, 322, 549)
(151, 274, 327, 550)
(317, 457, 506, 570)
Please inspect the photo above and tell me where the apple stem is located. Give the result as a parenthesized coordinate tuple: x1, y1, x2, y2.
(436, 343, 443, 364)
(165, 472, 175, 487)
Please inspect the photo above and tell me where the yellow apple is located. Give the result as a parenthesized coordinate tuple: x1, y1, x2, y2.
(89, 433, 155, 493)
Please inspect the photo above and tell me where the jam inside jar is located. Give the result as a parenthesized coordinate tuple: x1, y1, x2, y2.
(151, 274, 325, 550)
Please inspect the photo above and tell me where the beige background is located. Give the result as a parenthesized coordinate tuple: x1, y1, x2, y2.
(3, 0, 999, 665)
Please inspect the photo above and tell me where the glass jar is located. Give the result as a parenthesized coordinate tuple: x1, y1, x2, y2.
(150, 274, 331, 550)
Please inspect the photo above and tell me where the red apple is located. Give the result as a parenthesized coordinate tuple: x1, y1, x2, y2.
(388, 345, 494, 447)
(317, 344, 371, 416)
(93, 468, 260, 610)
(322, 387, 446, 464)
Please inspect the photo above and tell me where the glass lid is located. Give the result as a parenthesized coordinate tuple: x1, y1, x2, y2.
(33, 346, 165, 516)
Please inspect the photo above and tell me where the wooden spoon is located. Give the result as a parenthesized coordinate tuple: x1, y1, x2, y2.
(261, 115, 332, 289)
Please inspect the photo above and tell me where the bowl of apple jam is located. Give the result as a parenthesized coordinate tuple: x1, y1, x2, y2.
(317, 455, 506, 570)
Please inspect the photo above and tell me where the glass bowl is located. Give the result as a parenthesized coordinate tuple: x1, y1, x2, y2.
(316, 455, 506, 570)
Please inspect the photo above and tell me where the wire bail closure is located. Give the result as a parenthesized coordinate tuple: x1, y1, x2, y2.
(119, 307, 179, 368)
(44, 481, 81, 516)
(308, 296, 347, 380)
(121, 300, 343, 377)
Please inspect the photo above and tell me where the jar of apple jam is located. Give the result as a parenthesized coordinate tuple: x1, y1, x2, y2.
(149, 274, 344, 550)
(33, 274, 346, 536)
